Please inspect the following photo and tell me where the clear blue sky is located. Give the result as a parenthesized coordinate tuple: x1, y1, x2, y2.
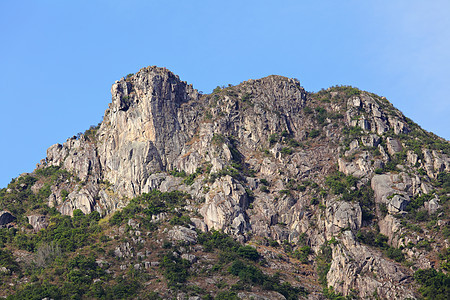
(1, 0, 449, 188)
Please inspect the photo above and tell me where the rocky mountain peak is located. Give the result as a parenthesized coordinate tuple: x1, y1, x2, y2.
(3, 66, 448, 299)
(109, 66, 199, 113)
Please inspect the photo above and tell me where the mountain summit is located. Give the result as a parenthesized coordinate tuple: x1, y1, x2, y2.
(1, 66, 449, 299)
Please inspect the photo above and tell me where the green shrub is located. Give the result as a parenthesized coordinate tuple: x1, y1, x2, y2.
(308, 129, 321, 138)
(325, 172, 374, 221)
(356, 230, 388, 248)
(229, 260, 264, 285)
(385, 247, 405, 262)
(288, 139, 301, 147)
(213, 86, 222, 93)
(169, 215, 192, 226)
(109, 189, 190, 226)
(375, 168, 383, 174)
(280, 147, 293, 155)
(297, 185, 306, 192)
(315, 107, 328, 125)
(279, 189, 290, 195)
(260, 178, 269, 186)
(6, 283, 63, 300)
(160, 252, 190, 287)
(60, 189, 69, 201)
(183, 167, 203, 185)
(241, 93, 252, 104)
(169, 168, 186, 178)
(414, 268, 450, 299)
(229, 260, 304, 299)
(316, 243, 332, 286)
(293, 246, 311, 264)
(303, 107, 313, 114)
(198, 230, 240, 253)
(0, 249, 19, 273)
(237, 245, 259, 261)
(379, 203, 388, 217)
(84, 124, 101, 142)
(212, 133, 225, 145)
(269, 133, 279, 145)
(215, 291, 239, 300)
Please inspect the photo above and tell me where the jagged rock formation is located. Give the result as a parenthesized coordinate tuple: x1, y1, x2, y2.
(25, 66, 450, 298)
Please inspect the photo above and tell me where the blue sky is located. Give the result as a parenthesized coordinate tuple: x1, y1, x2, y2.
(1, 0, 449, 187)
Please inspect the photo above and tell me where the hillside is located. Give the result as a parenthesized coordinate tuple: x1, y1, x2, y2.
(0, 66, 449, 299)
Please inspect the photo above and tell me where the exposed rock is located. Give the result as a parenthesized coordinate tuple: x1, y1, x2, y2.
(325, 200, 362, 235)
(181, 253, 197, 263)
(387, 194, 409, 213)
(386, 137, 403, 156)
(167, 226, 198, 244)
(349, 140, 359, 151)
(114, 242, 134, 258)
(200, 175, 249, 235)
(128, 218, 140, 229)
(407, 150, 418, 166)
(424, 197, 440, 214)
(95, 259, 109, 268)
(379, 214, 403, 246)
(191, 217, 208, 232)
(26, 215, 48, 231)
(30, 181, 45, 194)
(371, 174, 413, 214)
(360, 134, 380, 147)
(0, 211, 15, 227)
(20, 66, 448, 298)
(327, 231, 415, 299)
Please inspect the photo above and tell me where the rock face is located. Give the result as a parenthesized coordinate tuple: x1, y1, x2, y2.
(26, 215, 48, 232)
(200, 175, 249, 235)
(167, 226, 198, 244)
(98, 68, 200, 198)
(327, 231, 415, 299)
(31, 66, 450, 298)
(0, 211, 15, 227)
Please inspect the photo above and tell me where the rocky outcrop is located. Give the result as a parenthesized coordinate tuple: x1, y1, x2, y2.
(346, 94, 409, 136)
(42, 68, 308, 216)
(97, 67, 201, 198)
(200, 175, 249, 235)
(422, 149, 450, 178)
(0, 211, 15, 227)
(372, 174, 410, 208)
(327, 231, 415, 299)
(31, 66, 450, 298)
(167, 226, 198, 244)
(325, 200, 362, 234)
(26, 215, 48, 232)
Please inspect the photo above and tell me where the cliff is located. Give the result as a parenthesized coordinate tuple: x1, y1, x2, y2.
(1, 66, 449, 299)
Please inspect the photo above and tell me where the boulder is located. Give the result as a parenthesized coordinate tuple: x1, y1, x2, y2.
(386, 137, 403, 156)
(0, 211, 15, 227)
(167, 226, 198, 244)
(424, 197, 440, 214)
(27, 215, 48, 231)
(181, 253, 197, 263)
(387, 195, 409, 213)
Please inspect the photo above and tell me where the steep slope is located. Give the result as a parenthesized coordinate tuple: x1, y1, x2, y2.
(1, 66, 449, 299)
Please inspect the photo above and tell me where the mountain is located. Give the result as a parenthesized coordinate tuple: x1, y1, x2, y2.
(1, 66, 449, 299)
